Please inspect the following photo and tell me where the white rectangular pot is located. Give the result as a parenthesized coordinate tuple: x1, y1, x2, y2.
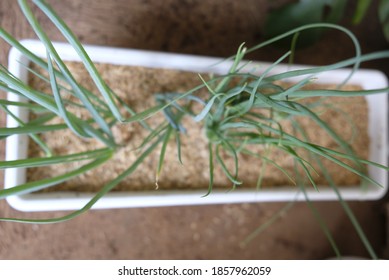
(4, 40, 388, 212)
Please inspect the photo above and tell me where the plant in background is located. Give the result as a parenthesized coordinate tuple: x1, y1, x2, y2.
(0, 0, 389, 258)
(265, 0, 389, 47)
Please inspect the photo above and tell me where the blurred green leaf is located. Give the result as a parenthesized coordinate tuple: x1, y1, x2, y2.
(352, 0, 372, 24)
(264, 0, 347, 48)
(379, 0, 389, 42)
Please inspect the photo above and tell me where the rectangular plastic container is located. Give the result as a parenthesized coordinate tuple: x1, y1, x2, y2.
(4, 40, 388, 211)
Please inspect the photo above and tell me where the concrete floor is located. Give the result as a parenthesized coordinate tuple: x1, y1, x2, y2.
(0, 0, 388, 259)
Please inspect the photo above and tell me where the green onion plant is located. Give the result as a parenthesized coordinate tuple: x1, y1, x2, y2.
(0, 0, 389, 259)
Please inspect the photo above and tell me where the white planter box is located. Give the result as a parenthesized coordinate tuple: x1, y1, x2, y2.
(4, 40, 388, 212)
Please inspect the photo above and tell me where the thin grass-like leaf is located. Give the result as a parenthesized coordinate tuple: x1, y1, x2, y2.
(215, 142, 241, 186)
(0, 123, 68, 136)
(135, 122, 169, 151)
(0, 155, 110, 199)
(282, 145, 319, 191)
(214, 43, 247, 93)
(264, 51, 389, 87)
(27, 113, 56, 126)
(273, 87, 389, 99)
(212, 85, 249, 121)
(0, 27, 109, 119)
(242, 148, 297, 186)
(272, 75, 315, 100)
(20, 60, 111, 115)
(155, 126, 172, 188)
(289, 101, 364, 171)
(2, 68, 114, 147)
(193, 95, 220, 122)
(246, 23, 362, 86)
(0, 70, 58, 113)
(315, 145, 389, 170)
(323, 169, 378, 259)
(47, 51, 88, 138)
(198, 74, 218, 96)
(241, 198, 296, 247)
(0, 99, 44, 111)
(238, 51, 292, 115)
(293, 118, 377, 259)
(0, 148, 112, 169)
(125, 104, 165, 123)
(0, 135, 162, 224)
(0, 104, 52, 156)
(255, 149, 269, 190)
(19, 0, 113, 140)
(295, 164, 342, 257)
(175, 131, 183, 164)
(112, 92, 151, 131)
(32, 0, 122, 123)
(262, 123, 383, 188)
(0, 117, 116, 148)
(203, 142, 214, 197)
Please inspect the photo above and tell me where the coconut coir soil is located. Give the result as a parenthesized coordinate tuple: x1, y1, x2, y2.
(27, 62, 369, 192)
